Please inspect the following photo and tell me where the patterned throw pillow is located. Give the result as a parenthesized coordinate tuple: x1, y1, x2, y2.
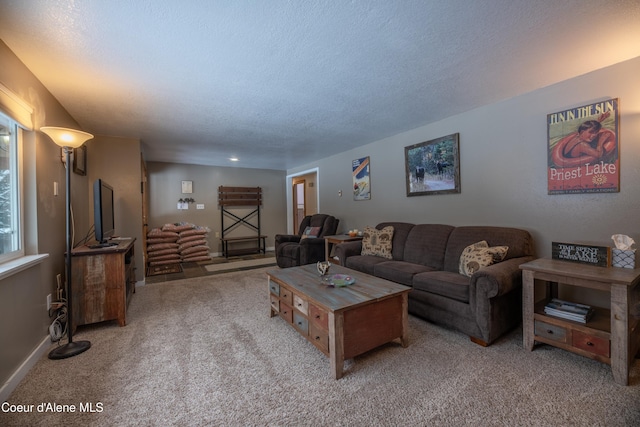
(459, 240, 509, 277)
(361, 226, 394, 259)
(300, 226, 321, 240)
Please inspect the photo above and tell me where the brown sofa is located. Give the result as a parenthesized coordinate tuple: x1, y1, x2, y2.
(334, 222, 535, 345)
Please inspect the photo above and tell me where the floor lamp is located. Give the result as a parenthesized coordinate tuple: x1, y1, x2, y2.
(41, 126, 94, 359)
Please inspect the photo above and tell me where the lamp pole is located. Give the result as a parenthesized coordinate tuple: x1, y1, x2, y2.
(48, 146, 91, 359)
(41, 127, 93, 359)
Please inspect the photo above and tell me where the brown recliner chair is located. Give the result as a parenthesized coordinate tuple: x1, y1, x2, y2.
(275, 214, 339, 268)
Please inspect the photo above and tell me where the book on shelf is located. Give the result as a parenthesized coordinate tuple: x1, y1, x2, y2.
(544, 298, 595, 323)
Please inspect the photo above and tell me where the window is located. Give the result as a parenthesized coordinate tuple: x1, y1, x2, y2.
(0, 112, 22, 263)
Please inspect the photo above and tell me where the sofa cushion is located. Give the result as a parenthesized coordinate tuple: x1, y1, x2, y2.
(345, 255, 388, 276)
(412, 271, 470, 303)
(443, 226, 534, 273)
(376, 222, 415, 260)
(361, 226, 394, 259)
(458, 241, 509, 277)
(373, 261, 436, 287)
(276, 242, 302, 268)
(403, 224, 455, 269)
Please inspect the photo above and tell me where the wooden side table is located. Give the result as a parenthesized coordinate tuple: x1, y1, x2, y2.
(324, 235, 363, 265)
(520, 258, 640, 385)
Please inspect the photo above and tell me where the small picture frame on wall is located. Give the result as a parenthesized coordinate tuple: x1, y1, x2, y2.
(181, 180, 193, 194)
(72, 145, 87, 176)
(404, 133, 460, 196)
(352, 156, 370, 200)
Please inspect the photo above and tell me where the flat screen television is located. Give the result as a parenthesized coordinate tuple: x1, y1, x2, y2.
(93, 179, 116, 246)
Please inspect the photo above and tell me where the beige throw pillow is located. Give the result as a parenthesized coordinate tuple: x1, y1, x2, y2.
(361, 226, 394, 259)
(459, 240, 509, 277)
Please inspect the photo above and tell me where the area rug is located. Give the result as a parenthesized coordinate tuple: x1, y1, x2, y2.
(145, 263, 182, 276)
(4, 267, 639, 426)
(203, 257, 276, 273)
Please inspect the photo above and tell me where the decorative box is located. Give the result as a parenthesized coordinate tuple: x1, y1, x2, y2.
(612, 248, 636, 269)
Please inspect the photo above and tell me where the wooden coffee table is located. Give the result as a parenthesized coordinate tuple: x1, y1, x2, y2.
(267, 264, 410, 379)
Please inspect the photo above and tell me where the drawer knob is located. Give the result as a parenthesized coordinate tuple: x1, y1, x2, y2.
(315, 315, 321, 319)
(587, 341, 594, 346)
(546, 330, 553, 334)
(315, 336, 321, 340)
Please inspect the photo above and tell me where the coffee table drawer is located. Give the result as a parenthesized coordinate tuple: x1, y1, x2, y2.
(309, 323, 329, 354)
(279, 302, 293, 323)
(279, 285, 293, 305)
(309, 303, 328, 330)
(293, 312, 308, 334)
(293, 294, 308, 315)
(270, 294, 279, 312)
(269, 281, 279, 296)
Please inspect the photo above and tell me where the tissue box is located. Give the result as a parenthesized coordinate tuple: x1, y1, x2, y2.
(612, 248, 636, 269)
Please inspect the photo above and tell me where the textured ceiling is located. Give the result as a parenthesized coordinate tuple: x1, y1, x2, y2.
(1, 0, 639, 170)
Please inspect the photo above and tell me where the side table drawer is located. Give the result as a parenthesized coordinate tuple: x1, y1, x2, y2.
(534, 320, 568, 344)
(572, 330, 610, 358)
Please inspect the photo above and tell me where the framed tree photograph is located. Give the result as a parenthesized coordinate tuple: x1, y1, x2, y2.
(547, 98, 619, 194)
(404, 133, 460, 196)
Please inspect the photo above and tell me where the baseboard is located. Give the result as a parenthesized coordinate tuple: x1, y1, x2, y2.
(0, 335, 50, 402)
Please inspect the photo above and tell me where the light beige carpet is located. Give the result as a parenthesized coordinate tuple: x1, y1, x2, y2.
(3, 267, 639, 426)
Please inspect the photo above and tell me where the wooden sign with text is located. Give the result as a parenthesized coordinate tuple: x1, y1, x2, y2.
(552, 242, 611, 267)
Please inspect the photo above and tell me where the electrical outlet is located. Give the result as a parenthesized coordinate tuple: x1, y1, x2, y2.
(47, 294, 52, 311)
(215, 231, 220, 238)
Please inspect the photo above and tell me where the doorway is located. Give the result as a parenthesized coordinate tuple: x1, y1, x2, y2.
(286, 169, 319, 234)
(292, 179, 306, 233)
(140, 154, 149, 270)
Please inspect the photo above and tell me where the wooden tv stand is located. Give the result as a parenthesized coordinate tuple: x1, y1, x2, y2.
(70, 238, 136, 330)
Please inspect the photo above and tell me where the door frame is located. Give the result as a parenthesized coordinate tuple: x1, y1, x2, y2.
(285, 167, 319, 234)
(292, 178, 306, 234)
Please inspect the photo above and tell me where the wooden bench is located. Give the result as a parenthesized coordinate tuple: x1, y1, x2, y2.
(221, 235, 267, 258)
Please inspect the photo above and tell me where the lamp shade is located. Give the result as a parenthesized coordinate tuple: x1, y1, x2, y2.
(41, 126, 93, 148)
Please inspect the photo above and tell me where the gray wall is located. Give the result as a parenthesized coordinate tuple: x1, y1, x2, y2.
(147, 162, 286, 254)
(288, 56, 640, 305)
(87, 135, 144, 281)
(0, 41, 87, 389)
